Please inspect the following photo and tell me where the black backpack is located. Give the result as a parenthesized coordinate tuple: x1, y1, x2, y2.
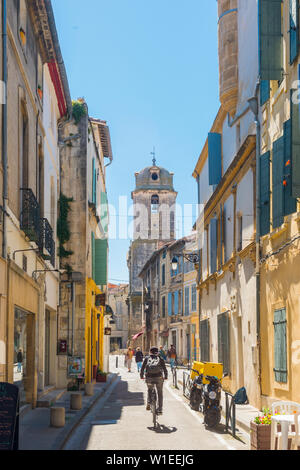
(233, 387, 249, 405)
(145, 356, 162, 377)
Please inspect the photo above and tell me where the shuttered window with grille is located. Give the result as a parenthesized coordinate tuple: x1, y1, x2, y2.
(273, 308, 287, 383)
(272, 136, 284, 229)
(217, 312, 230, 375)
(260, 151, 270, 236)
(283, 119, 297, 216)
(291, 84, 300, 198)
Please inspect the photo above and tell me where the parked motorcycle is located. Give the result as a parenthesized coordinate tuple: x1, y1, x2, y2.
(202, 374, 223, 428)
(189, 369, 203, 411)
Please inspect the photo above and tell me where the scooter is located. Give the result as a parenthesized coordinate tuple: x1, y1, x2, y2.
(189, 369, 203, 411)
(202, 374, 223, 428)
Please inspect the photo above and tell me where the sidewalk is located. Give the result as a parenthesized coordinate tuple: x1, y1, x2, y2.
(19, 373, 119, 450)
(170, 365, 260, 434)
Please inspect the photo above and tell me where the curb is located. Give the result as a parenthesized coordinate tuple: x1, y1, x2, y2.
(52, 373, 120, 450)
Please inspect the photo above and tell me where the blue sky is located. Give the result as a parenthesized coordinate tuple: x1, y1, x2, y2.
(52, 0, 220, 283)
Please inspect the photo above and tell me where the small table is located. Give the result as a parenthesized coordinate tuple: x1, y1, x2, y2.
(271, 414, 300, 450)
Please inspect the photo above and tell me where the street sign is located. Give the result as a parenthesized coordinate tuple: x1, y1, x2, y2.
(0, 383, 20, 450)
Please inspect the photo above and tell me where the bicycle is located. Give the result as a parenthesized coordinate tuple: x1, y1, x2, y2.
(149, 386, 158, 429)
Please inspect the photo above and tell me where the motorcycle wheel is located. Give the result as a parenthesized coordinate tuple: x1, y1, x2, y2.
(204, 408, 221, 428)
(190, 389, 201, 411)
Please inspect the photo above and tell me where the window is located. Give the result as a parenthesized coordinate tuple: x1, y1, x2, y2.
(184, 287, 190, 316)
(151, 194, 159, 213)
(200, 320, 210, 362)
(237, 214, 243, 252)
(191, 285, 197, 312)
(37, 54, 43, 102)
(20, 101, 29, 215)
(259, 0, 283, 81)
(218, 312, 230, 375)
(162, 296, 166, 318)
(18, 0, 27, 51)
(274, 308, 287, 383)
(210, 218, 218, 274)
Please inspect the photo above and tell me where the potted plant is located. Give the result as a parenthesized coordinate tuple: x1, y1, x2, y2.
(19, 27, 26, 46)
(250, 408, 276, 450)
(96, 369, 107, 383)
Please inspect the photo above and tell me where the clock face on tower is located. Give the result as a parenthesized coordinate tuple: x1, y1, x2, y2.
(151, 173, 158, 181)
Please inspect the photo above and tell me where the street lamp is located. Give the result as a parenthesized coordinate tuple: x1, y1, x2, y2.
(171, 252, 201, 271)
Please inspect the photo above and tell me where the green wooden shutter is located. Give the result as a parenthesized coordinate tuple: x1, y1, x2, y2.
(218, 312, 230, 375)
(184, 287, 190, 316)
(260, 151, 271, 236)
(289, 0, 299, 64)
(272, 136, 284, 229)
(208, 133, 222, 186)
(283, 119, 297, 215)
(291, 84, 300, 197)
(259, 0, 283, 80)
(260, 80, 270, 106)
(274, 308, 287, 383)
(210, 218, 218, 274)
(200, 320, 210, 363)
(100, 192, 108, 233)
(95, 238, 108, 286)
(91, 232, 96, 281)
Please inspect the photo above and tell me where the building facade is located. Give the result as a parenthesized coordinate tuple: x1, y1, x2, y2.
(193, 0, 261, 407)
(0, 0, 71, 407)
(58, 99, 112, 388)
(107, 283, 129, 351)
(257, 0, 300, 408)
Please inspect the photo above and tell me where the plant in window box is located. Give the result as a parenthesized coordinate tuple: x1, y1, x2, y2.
(19, 28, 26, 46)
(250, 408, 277, 450)
(96, 369, 107, 383)
(37, 85, 43, 101)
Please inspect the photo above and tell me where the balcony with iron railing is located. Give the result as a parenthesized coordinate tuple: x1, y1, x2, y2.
(20, 189, 40, 243)
(39, 218, 55, 267)
(20, 189, 55, 267)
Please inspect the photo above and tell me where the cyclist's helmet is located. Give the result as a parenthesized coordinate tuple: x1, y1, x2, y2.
(150, 347, 159, 355)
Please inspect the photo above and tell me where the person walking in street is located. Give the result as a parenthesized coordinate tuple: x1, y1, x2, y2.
(17, 349, 23, 373)
(140, 346, 168, 415)
(126, 347, 134, 372)
(135, 347, 144, 373)
(158, 346, 167, 361)
(167, 344, 177, 369)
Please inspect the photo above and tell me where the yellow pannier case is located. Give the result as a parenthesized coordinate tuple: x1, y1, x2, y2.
(202, 362, 223, 385)
(190, 361, 205, 381)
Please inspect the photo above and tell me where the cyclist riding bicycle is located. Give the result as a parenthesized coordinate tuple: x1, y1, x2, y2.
(140, 346, 168, 415)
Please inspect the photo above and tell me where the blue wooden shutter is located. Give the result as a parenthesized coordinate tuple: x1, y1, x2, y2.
(260, 80, 270, 106)
(260, 151, 271, 236)
(291, 82, 300, 197)
(272, 136, 284, 229)
(168, 292, 172, 316)
(283, 119, 297, 215)
(274, 308, 287, 383)
(174, 291, 178, 315)
(184, 287, 189, 316)
(210, 218, 218, 274)
(289, 0, 299, 64)
(208, 133, 222, 186)
(259, 0, 283, 80)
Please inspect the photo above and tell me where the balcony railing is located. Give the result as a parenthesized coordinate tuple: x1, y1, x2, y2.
(39, 218, 55, 267)
(20, 189, 40, 243)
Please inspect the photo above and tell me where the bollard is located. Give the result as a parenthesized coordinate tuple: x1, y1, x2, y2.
(50, 407, 65, 428)
(70, 393, 82, 410)
(85, 382, 94, 396)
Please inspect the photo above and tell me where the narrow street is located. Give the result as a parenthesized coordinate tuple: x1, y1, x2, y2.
(63, 357, 249, 451)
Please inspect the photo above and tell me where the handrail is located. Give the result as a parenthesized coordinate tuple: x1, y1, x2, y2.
(225, 391, 236, 438)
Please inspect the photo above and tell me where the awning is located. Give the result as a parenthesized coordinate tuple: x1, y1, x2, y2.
(132, 330, 144, 341)
(160, 329, 169, 338)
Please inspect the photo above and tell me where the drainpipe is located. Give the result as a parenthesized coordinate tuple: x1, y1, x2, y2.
(2, 0, 7, 260)
(248, 79, 262, 396)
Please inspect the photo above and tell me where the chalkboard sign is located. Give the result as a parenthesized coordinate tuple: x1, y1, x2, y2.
(0, 383, 19, 450)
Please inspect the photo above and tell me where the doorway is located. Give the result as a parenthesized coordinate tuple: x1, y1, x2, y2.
(45, 310, 50, 386)
(14, 306, 34, 406)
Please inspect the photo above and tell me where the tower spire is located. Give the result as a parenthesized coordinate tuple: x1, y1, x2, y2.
(151, 147, 156, 166)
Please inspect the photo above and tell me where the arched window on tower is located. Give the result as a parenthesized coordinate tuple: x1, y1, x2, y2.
(151, 195, 159, 213)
